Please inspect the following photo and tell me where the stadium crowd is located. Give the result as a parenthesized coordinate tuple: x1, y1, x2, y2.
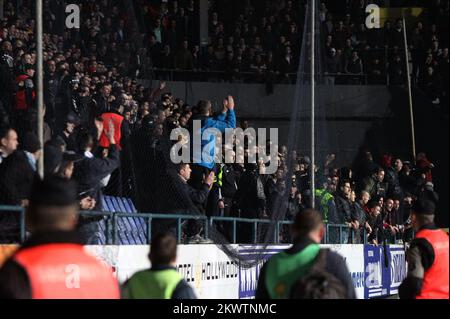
(134, 0, 449, 99)
(0, 0, 445, 245)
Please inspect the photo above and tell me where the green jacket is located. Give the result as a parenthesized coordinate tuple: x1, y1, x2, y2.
(315, 189, 334, 223)
(265, 244, 321, 299)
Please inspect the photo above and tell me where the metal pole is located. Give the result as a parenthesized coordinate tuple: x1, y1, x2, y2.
(310, 0, 316, 209)
(403, 17, 416, 161)
(36, 0, 44, 179)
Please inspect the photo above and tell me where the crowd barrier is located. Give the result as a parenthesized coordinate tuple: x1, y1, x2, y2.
(1, 203, 368, 245)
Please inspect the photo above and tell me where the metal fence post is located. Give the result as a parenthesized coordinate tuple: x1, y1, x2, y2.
(147, 217, 152, 245)
(177, 218, 182, 244)
(20, 207, 25, 243)
(339, 225, 343, 245)
(112, 213, 118, 245)
(253, 222, 258, 244)
(275, 222, 280, 244)
(233, 220, 237, 244)
(204, 217, 209, 240)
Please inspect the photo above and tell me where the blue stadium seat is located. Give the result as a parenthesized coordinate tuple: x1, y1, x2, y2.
(96, 196, 148, 245)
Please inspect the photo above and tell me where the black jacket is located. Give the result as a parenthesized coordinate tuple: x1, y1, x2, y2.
(255, 237, 356, 299)
(334, 194, 353, 224)
(220, 164, 239, 199)
(0, 150, 38, 205)
(235, 165, 266, 219)
(72, 144, 120, 210)
(177, 176, 210, 214)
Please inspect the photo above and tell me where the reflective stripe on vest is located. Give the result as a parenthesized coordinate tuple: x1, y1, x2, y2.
(13, 244, 120, 299)
(265, 244, 321, 299)
(99, 113, 124, 150)
(126, 269, 183, 299)
(415, 229, 449, 299)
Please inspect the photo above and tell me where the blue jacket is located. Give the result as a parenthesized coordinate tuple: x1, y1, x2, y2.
(190, 110, 236, 170)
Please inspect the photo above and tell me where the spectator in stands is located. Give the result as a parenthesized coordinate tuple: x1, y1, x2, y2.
(389, 55, 406, 86)
(122, 232, 197, 299)
(177, 163, 214, 215)
(175, 40, 194, 71)
(334, 180, 354, 244)
(93, 84, 113, 117)
(349, 190, 366, 244)
(383, 198, 400, 243)
(363, 167, 388, 199)
(325, 48, 341, 85)
(176, 163, 214, 243)
(0, 177, 120, 299)
(366, 201, 382, 245)
(188, 96, 236, 189)
(345, 50, 363, 84)
(235, 162, 267, 243)
(367, 57, 385, 84)
(314, 178, 337, 225)
(416, 152, 434, 183)
(0, 127, 18, 165)
(255, 209, 356, 299)
(382, 155, 402, 199)
(0, 132, 41, 207)
(72, 125, 120, 244)
(420, 66, 442, 105)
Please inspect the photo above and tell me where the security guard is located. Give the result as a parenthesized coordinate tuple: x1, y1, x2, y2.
(0, 177, 120, 299)
(255, 209, 356, 299)
(122, 233, 197, 299)
(399, 199, 449, 299)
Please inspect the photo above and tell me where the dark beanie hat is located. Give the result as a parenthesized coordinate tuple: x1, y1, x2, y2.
(412, 199, 436, 216)
(22, 132, 41, 153)
(30, 177, 78, 207)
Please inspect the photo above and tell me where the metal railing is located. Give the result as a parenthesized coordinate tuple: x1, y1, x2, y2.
(209, 216, 293, 245)
(0, 205, 26, 243)
(145, 67, 401, 87)
(1, 206, 400, 246)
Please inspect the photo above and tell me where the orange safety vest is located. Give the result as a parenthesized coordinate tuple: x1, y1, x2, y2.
(13, 244, 120, 299)
(415, 229, 449, 299)
(99, 112, 124, 150)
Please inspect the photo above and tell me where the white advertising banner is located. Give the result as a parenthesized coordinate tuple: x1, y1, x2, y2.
(86, 245, 240, 299)
(323, 244, 365, 299)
